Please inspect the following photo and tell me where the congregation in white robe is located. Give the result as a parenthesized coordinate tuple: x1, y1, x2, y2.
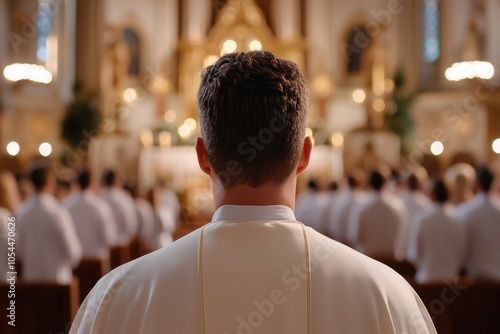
(64, 169, 118, 259)
(16, 165, 82, 284)
(347, 170, 409, 259)
(406, 180, 466, 283)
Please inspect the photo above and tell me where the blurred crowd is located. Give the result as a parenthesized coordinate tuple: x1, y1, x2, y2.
(0, 160, 180, 283)
(1, 159, 499, 286)
(296, 163, 500, 284)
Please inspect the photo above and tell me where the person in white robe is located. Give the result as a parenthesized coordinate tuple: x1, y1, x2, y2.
(65, 169, 118, 259)
(328, 171, 366, 243)
(157, 182, 181, 225)
(149, 187, 176, 250)
(407, 180, 466, 283)
(100, 170, 138, 246)
(70, 51, 435, 334)
(348, 170, 410, 259)
(294, 179, 320, 224)
(301, 181, 338, 235)
(16, 164, 82, 283)
(134, 191, 157, 253)
(400, 170, 431, 224)
(458, 166, 500, 281)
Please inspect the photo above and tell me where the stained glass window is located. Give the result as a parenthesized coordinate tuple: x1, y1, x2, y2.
(36, 0, 52, 63)
(423, 0, 440, 63)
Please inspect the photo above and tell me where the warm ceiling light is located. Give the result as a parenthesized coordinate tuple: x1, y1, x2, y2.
(39, 142, 52, 157)
(492, 138, 500, 154)
(223, 40, 237, 53)
(373, 98, 385, 112)
(177, 124, 191, 138)
(3, 63, 53, 84)
(6, 141, 20, 156)
(164, 110, 176, 123)
(249, 40, 262, 51)
(430, 141, 444, 156)
(352, 89, 366, 103)
(184, 118, 197, 131)
(123, 88, 138, 103)
(330, 132, 344, 148)
(445, 61, 494, 81)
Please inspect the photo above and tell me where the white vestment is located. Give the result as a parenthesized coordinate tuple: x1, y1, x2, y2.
(328, 189, 365, 243)
(70, 205, 435, 334)
(348, 191, 410, 258)
(301, 192, 335, 234)
(407, 204, 466, 283)
(65, 190, 118, 258)
(135, 198, 156, 249)
(400, 190, 431, 223)
(458, 193, 500, 281)
(100, 188, 138, 245)
(294, 189, 318, 222)
(16, 193, 82, 283)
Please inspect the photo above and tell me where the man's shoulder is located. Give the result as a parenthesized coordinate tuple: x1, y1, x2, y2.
(304, 228, 435, 332)
(95, 228, 201, 286)
(305, 227, 407, 281)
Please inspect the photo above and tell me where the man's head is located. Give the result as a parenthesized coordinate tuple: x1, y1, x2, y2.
(28, 163, 55, 193)
(196, 51, 310, 189)
(77, 168, 92, 190)
(407, 173, 421, 191)
(431, 179, 449, 204)
(368, 170, 385, 192)
(347, 169, 365, 190)
(475, 166, 494, 193)
(102, 169, 118, 188)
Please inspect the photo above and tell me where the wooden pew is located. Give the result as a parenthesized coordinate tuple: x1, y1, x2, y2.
(411, 279, 500, 334)
(129, 236, 141, 260)
(0, 278, 79, 334)
(110, 243, 131, 269)
(73, 257, 110, 303)
(372, 256, 417, 278)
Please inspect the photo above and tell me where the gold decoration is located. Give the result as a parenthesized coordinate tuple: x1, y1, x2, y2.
(178, 0, 305, 118)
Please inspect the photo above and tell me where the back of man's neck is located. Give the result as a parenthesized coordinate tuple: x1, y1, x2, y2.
(213, 181, 296, 210)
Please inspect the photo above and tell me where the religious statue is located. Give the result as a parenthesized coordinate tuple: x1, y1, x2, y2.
(106, 26, 130, 92)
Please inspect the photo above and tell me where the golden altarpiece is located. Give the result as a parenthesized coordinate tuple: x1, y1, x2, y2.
(178, 0, 305, 118)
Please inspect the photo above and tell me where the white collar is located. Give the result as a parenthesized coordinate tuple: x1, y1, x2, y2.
(212, 205, 296, 222)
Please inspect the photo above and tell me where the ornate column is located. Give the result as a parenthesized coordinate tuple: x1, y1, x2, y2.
(485, 0, 500, 83)
(153, 0, 178, 71)
(305, 0, 331, 77)
(272, 0, 304, 70)
(179, 0, 212, 118)
(57, 0, 77, 102)
(75, 0, 103, 94)
(273, 0, 300, 40)
(182, 0, 211, 42)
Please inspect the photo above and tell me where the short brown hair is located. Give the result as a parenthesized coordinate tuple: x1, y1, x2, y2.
(197, 51, 309, 188)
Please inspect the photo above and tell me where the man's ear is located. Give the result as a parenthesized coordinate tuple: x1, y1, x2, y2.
(296, 136, 312, 175)
(195, 137, 212, 176)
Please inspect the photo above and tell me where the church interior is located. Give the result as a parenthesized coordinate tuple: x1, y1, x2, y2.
(1, 0, 500, 333)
